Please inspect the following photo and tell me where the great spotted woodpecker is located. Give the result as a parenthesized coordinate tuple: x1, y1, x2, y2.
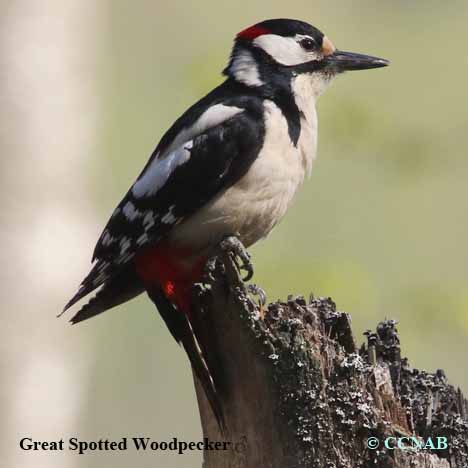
(63, 19, 388, 425)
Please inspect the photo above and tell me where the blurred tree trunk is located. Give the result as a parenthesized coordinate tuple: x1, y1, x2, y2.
(191, 256, 468, 468)
(0, 3, 100, 468)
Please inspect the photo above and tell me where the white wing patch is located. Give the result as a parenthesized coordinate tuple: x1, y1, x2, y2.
(122, 201, 142, 221)
(137, 232, 149, 246)
(161, 205, 177, 224)
(132, 141, 192, 198)
(101, 230, 114, 247)
(119, 236, 131, 253)
(160, 104, 244, 159)
(132, 105, 243, 199)
(143, 211, 157, 229)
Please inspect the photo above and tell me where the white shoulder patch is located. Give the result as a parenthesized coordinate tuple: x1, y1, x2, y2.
(132, 104, 243, 199)
(132, 141, 193, 198)
(161, 104, 244, 159)
(196, 104, 244, 132)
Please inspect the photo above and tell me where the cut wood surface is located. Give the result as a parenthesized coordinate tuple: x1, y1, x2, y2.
(191, 254, 468, 468)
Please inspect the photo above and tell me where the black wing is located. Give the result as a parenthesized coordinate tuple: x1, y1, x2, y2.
(64, 101, 265, 311)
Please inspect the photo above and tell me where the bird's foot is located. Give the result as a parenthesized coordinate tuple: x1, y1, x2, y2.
(247, 284, 266, 306)
(203, 255, 221, 283)
(219, 235, 253, 282)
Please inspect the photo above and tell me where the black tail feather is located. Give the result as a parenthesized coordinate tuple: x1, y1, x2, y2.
(61, 260, 110, 315)
(63, 266, 225, 428)
(147, 288, 225, 430)
(65, 266, 145, 324)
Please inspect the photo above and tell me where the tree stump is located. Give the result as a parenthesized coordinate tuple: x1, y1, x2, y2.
(191, 255, 468, 468)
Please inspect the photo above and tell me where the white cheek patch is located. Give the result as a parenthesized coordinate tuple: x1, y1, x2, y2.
(253, 34, 308, 66)
(253, 34, 318, 66)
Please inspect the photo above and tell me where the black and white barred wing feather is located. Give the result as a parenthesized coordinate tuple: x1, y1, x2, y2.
(63, 103, 264, 312)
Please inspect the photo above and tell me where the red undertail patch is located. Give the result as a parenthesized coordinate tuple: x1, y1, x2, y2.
(135, 242, 206, 317)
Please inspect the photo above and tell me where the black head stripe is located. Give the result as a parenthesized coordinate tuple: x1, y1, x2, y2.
(252, 19, 324, 43)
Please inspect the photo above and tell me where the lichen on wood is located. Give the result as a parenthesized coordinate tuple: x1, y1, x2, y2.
(191, 255, 467, 468)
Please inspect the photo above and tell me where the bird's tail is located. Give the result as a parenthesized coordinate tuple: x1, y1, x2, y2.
(64, 266, 145, 324)
(62, 265, 225, 428)
(147, 288, 225, 430)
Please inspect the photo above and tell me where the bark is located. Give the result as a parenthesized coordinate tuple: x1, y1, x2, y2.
(191, 254, 468, 468)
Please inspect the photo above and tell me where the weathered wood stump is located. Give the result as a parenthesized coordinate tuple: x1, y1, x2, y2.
(191, 255, 468, 468)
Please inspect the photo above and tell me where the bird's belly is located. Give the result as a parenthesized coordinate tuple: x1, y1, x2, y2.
(169, 99, 317, 255)
(170, 147, 307, 253)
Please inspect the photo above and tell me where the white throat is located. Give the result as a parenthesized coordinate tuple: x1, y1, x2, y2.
(291, 74, 327, 177)
(292, 72, 333, 109)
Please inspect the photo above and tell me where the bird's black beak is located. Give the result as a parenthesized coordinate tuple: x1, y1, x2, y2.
(324, 50, 390, 72)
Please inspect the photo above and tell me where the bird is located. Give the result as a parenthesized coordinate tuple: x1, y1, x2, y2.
(62, 18, 389, 427)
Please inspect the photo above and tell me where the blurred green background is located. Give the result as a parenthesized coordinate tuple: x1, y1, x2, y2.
(2, 1, 467, 467)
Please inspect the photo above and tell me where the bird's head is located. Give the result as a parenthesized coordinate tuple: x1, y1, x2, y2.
(224, 19, 389, 97)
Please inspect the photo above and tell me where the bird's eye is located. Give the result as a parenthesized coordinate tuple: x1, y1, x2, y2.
(300, 38, 316, 51)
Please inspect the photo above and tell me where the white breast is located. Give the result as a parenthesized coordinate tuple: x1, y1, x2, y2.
(170, 97, 318, 253)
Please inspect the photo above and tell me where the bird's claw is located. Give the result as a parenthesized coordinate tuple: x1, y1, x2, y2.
(219, 235, 253, 282)
(247, 284, 267, 307)
(203, 255, 220, 283)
